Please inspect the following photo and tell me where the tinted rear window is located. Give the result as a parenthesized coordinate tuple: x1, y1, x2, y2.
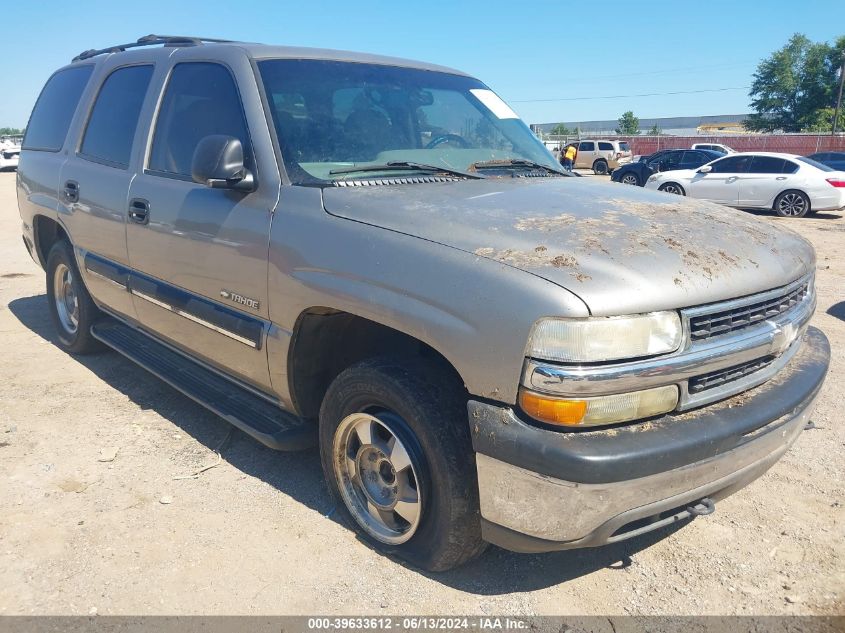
(80, 65, 154, 168)
(797, 156, 834, 172)
(598, 141, 613, 150)
(23, 65, 94, 151)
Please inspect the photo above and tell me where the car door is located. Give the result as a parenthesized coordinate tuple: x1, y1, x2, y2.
(736, 156, 796, 207)
(647, 150, 681, 173)
(58, 61, 156, 321)
(686, 154, 751, 204)
(575, 141, 594, 168)
(125, 49, 282, 392)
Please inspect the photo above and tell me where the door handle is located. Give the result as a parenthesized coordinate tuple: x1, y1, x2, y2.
(128, 198, 150, 225)
(776, 176, 787, 180)
(63, 180, 79, 204)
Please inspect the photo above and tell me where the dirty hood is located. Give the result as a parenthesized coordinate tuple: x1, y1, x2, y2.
(321, 177, 815, 315)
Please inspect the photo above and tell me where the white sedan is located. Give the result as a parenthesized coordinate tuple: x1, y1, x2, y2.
(644, 152, 845, 218)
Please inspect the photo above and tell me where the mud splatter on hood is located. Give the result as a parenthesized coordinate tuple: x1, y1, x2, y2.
(321, 177, 815, 315)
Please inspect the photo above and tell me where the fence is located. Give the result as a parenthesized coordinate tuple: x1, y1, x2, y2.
(543, 133, 845, 156)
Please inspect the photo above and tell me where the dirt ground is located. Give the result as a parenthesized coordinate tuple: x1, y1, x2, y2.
(0, 169, 842, 616)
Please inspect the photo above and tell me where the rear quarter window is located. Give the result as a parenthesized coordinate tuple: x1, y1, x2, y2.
(23, 65, 94, 152)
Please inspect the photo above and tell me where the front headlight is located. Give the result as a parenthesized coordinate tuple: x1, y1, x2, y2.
(528, 312, 683, 363)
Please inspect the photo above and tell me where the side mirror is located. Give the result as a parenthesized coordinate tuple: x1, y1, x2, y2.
(191, 135, 255, 192)
(697, 165, 713, 174)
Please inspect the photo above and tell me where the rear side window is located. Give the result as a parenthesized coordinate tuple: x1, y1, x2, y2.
(149, 62, 251, 177)
(748, 156, 787, 174)
(598, 141, 613, 150)
(619, 142, 630, 151)
(80, 65, 154, 168)
(579, 141, 595, 151)
(23, 65, 94, 151)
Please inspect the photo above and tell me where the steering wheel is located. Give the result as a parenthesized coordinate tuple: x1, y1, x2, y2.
(425, 134, 470, 149)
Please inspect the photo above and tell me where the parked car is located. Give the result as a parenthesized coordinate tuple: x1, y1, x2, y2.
(611, 148, 723, 186)
(0, 138, 20, 170)
(645, 152, 845, 217)
(806, 151, 845, 171)
(572, 139, 632, 174)
(18, 35, 829, 571)
(691, 142, 734, 154)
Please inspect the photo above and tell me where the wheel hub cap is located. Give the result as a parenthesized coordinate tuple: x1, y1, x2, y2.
(53, 263, 79, 334)
(333, 412, 422, 544)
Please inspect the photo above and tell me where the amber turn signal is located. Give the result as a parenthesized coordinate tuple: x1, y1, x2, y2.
(519, 390, 588, 426)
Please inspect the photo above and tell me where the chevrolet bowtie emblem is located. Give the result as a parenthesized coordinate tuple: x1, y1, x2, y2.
(770, 322, 797, 355)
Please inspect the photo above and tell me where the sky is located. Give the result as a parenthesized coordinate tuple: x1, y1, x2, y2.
(2, 0, 843, 129)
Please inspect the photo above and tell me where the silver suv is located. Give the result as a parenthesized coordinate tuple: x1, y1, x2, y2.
(17, 35, 829, 571)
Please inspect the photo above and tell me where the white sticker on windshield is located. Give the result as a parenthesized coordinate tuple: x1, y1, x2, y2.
(470, 89, 519, 120)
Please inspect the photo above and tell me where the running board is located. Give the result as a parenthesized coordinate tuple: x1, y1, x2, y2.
(91, 319, 315, 450)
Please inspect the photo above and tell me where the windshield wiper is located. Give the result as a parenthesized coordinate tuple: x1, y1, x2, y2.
(329, 161, 485, 179)
(469, 158, 570, 176)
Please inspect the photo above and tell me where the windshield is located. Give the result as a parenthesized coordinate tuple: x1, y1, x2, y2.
(257, 59, 560, 184)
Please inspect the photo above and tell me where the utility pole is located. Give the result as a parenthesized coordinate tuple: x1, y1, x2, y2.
(833, 49, 845, 135)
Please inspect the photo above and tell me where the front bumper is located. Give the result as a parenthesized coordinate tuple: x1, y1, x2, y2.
(469, 326, 829, 553)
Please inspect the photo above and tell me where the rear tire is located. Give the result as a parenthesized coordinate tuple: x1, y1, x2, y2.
(659, 182, 686, 196)
(593, 159, 608, 175)
(319, 357, 486, 571)
(774, 190, 810, 218)
(45, 240, 103, 354)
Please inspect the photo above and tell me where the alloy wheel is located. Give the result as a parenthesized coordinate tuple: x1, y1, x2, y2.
(333, 412, 422, 544)
(777, 193, 808, 216)
(53, 263, 79, 334)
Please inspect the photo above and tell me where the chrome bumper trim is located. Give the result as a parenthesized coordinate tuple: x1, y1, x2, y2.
(477, 391, 816, 543)
(523, 281, 815, 410)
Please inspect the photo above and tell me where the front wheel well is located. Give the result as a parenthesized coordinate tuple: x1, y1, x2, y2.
(288, 309, 465, 420)
(33, 215, 69, 268)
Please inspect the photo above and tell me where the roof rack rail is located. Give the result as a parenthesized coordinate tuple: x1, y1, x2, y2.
(72, 34, 235, 63)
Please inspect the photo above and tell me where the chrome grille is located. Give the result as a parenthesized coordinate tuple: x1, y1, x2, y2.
(689, 281, 810, 341)
(688, 355, 776, 394)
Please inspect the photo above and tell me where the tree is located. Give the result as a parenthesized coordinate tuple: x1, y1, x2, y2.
(745, 33, 845, 132)
(550, 123, 574, 136)
(615, 111, 640, 135)
(647, 124, 661, 136)
(0, 127, 25, 136)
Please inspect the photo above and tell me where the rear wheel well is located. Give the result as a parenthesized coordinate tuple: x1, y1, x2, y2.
(33, 215, 69, 268)
(288, 309, 465, 420)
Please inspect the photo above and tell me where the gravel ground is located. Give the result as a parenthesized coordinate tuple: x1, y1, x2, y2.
(0, 169, 842, 616)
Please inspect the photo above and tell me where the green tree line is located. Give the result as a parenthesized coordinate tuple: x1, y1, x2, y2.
(746, 33, 845, 133)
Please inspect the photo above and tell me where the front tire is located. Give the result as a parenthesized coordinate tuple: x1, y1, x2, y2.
(46, 240, 103, 354)
(319, 357, 485, 571)
(620, 172, 640, 186)
(659, 182, 686, 196)
(774, 190, 810, 218)
(593, 159, 608, 175)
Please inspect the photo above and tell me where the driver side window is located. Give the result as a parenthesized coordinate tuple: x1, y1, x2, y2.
(709, 155, 751, 174)
(148, 62, 252, 178)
